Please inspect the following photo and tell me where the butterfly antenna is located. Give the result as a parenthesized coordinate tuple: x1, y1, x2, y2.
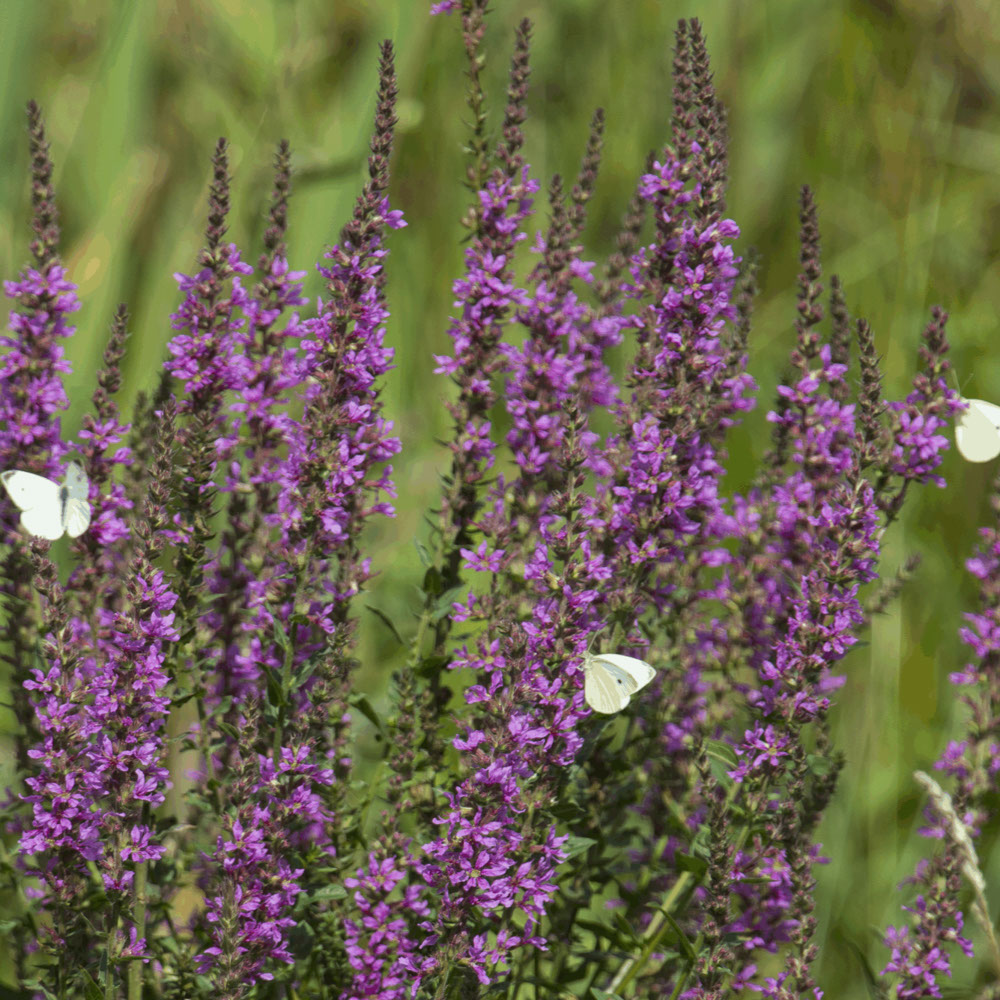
(948, 368, 969, 395)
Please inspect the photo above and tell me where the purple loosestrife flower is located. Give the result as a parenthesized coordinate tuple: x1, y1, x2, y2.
(192, 45, 404, 994)
(0, 262, 77, 464)
(0, 110, 83, 808)
(286, 198, 403, 557)
(681, 197, 953, 998)
(164, 141, 253, 638)
(278, 43, 403, 638)
(0, 105, 77, 476)
(0, 254, 81, 767)
(0, 107, 157, 990)
(432, 168, 534, 495)
(198, 729, 334, 990)
(167, 243, 253, 403)
(503, 159, 631, 494)
(342, 845, 437, 999)
(75, 306, 134, 553)
(421, 12, 536, 650)
(412, 29, 656, 997)
(194, 149, 312, 706)
(880, 459, 1000, 996)
(418, 762, 567, 985)
(18, 403, 176, 969)
(880, 307, 962, 516)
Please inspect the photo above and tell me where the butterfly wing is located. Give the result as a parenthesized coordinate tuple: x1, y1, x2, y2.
(1, 471, 64, 539)
(956, 398, 1000, 463)
(63, 461, 89, 502)
(63, 498, 92, 538)
(584, 657, 632, 714)
(592, 653, 656, 694)
(2, 470, 59, 511)
(60, 463, 91, 538)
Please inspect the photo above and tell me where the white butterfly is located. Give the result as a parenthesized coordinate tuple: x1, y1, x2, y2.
(1, 461, 92, 540)
(955, 397, 1000, 463)
(582, 651, 657, 714)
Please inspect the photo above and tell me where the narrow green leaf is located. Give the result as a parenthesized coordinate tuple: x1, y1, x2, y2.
(611, 911, 639, 945)
(366, 605, 405, 646)
(217, 721, 240, 742)
(312, 884, 348, 900)
(561, 835, 597, 860)
(675, 852, 708, 880)
(261, 662, 285, 708)
(431, 585, 466, 622)
(703, 738, 737, 766)
(80, 972, 103, 1000)
(349, 693, 385, 734)
(665, 913, 697, 963)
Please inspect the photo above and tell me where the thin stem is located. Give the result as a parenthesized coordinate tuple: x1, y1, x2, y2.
(607, 870, 694, 995)
(129, 859, 148, 1000)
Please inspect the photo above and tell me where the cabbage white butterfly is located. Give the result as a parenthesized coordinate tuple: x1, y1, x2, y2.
(1, 461, 91, 540)
(582, 652, 656, 714)
(955, 397, 1000, 463)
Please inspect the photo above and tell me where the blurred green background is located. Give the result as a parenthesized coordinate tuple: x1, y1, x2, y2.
(0, 0, 998, 993)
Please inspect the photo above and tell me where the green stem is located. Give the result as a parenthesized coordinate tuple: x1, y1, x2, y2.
(607, 870, 694, 995)
(432, 967, 451, 1000)
(608, 766, 759, 996)
(105, 904, 118, 1000)
(129, 859, 148, 1000)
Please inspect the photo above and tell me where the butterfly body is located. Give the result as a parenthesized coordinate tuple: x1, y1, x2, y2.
(1, 462, 92, 540)
(582, 652, 656, 714)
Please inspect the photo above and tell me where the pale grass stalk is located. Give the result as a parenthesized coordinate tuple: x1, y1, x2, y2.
(914, 770, 1000, 977)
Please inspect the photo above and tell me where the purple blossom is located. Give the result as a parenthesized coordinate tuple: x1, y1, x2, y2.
(0, 262, 78, 471)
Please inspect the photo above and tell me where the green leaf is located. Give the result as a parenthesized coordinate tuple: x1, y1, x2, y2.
(312, 884, 348, 900)
(366, 605, 405, 646)
(430, 585, 466, 622)
(415, 654, 450, 679)
(217, 721, 241, 742)
(261, 662, 286, 708)
(575, 918, 626, 948)
(610, 911, 639, 946)
(266, 603, 292, 656)
(704, 738, 737, 784)
(561, 836, 597, 860)
(17, 978, 57, 1000)
(289, 655, 320, 692)
(79, 971, 104, 1000)
(591, 989, 626, 1000)
(675, 852, 709, 880)
(415, 539, 432, 567)
(349, 694, 385, 735)
(704, 738, 737, 766)
(665, 913, 697, 963)
(806, 752, 835, 777)
(422, 565, 443, 596)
